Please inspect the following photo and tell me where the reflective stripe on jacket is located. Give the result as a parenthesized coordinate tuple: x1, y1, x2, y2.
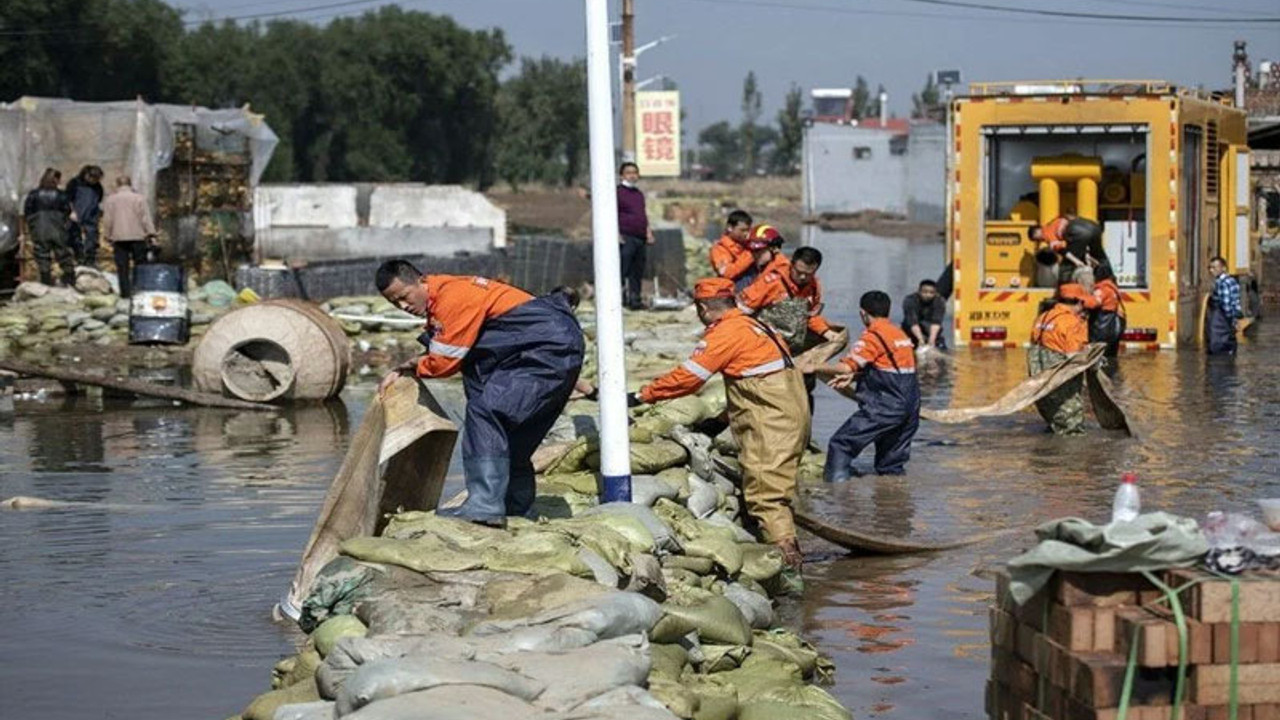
(415, 275, 533, 378)
(641, 309, 791, 403)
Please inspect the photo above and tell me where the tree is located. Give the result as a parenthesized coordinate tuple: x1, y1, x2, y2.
(912, 73, 944, 121)
(771, 84, 804, 175)
(874, 83, 887, 122)
(494, 56, 588, 190)
(852, 75, 872, 120)
(740, 71, 762, 175)
(698, 121, 740, 180)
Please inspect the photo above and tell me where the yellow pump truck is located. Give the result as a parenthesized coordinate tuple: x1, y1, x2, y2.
(947, 80, 1259, 349)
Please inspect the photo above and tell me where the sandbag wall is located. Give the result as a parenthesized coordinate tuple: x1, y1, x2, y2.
(237, 391, 845, 720)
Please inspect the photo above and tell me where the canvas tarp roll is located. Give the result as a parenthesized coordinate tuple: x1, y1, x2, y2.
(921, 343, 1132, 435)
(280, 377, 458, 619)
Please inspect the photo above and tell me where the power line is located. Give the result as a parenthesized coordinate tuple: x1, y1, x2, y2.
(895, 0, 1280, 23)
(0, 0, 390, 38)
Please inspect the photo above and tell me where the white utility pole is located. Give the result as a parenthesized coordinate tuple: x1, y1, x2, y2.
(585, 0, 632, 502)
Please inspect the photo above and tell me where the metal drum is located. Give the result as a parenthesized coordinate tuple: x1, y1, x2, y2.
(129, 264, 190, 345)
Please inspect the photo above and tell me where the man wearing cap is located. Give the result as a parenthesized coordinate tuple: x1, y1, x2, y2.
(709, 209, 757, 291)
(1029, 282, 1091, 435)
(375, 260, 584, 527)
(630, 277, 810, 589)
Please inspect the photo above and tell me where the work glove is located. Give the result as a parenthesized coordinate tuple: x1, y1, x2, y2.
(626, 392, 644, 408)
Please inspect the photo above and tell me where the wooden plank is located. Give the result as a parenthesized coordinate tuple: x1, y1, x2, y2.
(0, 357, 277, 410)
(1050, 603, 1097, 652)
(1053, 572, 1149, 608)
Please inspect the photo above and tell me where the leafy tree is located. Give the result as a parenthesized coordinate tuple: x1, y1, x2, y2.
(697, 121, 740, 180)
(771, 83, 804, 175)
(852, 75, 872, 120)
(912, 73, 944, 120)
(740, 71, 762, 175)
(494, 56, 587, 190)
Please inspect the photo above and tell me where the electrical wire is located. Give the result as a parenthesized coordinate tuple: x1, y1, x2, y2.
(895, 0, 1280, 23)
(0, 0, 390, 38)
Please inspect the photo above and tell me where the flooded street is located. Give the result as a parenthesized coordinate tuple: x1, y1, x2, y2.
(2, 231, 1278, 719)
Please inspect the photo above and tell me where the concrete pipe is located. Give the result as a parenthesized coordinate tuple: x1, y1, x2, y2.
(193, 299, 352, 402)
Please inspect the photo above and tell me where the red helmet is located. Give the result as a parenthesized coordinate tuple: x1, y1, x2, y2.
(745, 224, 783, 251)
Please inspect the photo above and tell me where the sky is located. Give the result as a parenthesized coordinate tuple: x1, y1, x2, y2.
(170, 0, 1280, 137)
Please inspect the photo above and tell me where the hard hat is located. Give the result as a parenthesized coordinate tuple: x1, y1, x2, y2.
(745, 224, 783, 250)
(1056, 283, 1090, 304)
(693, 277, 736, 301)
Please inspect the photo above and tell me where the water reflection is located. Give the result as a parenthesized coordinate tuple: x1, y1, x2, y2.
(801, 228, 1280, 719)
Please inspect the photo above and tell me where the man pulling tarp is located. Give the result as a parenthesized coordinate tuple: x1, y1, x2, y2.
(376, 261, 584, 528)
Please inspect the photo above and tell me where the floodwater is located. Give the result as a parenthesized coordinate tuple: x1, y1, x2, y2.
(1, 229, 1277, 719)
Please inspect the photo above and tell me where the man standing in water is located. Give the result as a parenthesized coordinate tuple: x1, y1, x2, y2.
(1028, 283, 1090, 434)
(375, 261, 584, 527)
(1207, 256, 1243, 356)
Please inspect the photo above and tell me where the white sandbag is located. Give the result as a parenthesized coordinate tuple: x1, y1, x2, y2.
(273, 701, 336, 720)
(723, 583, 776, 630)
(469, 592, 663, 643)
(578, 548, 621, 588)
(552, 685, 683, 719)
(335, 656, 544, 716)
(342, 686, 542, 720)
(490, 634, 652, 711)
(685, 476, 720, 519)
(631, 475, 679, 507)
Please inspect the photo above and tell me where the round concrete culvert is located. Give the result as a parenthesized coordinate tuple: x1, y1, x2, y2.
(221, 339, 296, 402)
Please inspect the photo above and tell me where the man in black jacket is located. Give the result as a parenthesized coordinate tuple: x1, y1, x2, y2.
(65, 165, 104, 266)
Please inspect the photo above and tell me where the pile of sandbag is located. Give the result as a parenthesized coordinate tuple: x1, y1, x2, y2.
(238, 390, 849, 720)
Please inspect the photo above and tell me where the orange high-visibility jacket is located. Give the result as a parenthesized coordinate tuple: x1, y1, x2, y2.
(416, 275, 533, 378)
(640, 309, 791, 403)
(1031, 303, 1088, 355)
(841, 319, 917, 372)
(710, 234, 755, 281)
(1092, 279, 1126, 317)
(736, 254, 833, 335)
(1041, 216, 1070, 253)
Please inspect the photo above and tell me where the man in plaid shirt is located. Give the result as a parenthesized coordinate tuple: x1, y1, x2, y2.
(1207, 256, 1242, 355)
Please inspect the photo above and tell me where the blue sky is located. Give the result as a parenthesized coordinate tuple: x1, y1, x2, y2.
(172, 0, 1280, 136)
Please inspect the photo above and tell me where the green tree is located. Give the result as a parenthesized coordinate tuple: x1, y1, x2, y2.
(852, 75, 872, 120)
(771, 83, 804, 175)
(740, 71, 762, 175)
(912, 73, 944, 120)
(698, 121, 740, 180)
(494, 56, 587, 190)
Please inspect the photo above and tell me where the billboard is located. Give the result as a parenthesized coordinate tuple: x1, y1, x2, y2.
(635, 90, 681, 177)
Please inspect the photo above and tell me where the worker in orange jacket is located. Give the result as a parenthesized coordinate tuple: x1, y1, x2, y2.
(737, 244, 839, 342)
(1084, 262, 1126, 360)
(1028, 282, 1090, 435)
(811, 291, 921, 480)
(631, 277, 810, 587)
(709, 209, 757, 290)
(376, 260, 584, 526)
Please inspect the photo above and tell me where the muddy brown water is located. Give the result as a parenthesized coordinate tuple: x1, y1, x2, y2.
(1, 230, 1277, 719)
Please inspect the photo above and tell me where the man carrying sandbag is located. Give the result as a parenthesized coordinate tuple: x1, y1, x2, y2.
(1028, 282, 1090, 434)
(376, 260, 584, 527)
(629, 277, 810, 587)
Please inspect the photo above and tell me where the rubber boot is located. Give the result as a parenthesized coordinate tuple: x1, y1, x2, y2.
(776, 536, 806, 596)
(437, 455, 510, 528)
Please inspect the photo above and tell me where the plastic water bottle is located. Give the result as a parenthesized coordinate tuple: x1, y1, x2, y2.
(1111, 472, 1141, 524)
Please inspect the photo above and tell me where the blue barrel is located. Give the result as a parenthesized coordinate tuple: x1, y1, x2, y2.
(129, 263, 190, 345)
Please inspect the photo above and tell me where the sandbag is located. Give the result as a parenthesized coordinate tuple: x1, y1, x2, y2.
(738, 684, 851, 720)
(579, 502, 680, 554)
(662, 555, 715, 575)
(649, 643, 690, 680)
(492, 634, 652, 711)
(470, 591, 663, 643)
(539, 471, 601, 496)
(722, 583, 775, 630)
(340, 535, 483, 574)
(334, 656, 544, 716)
(354, 588, 469, 637)
(480, 532, 595, 577)
(243, 679, 321, 720)
(312, 615, 368, 658)
(678, 675, 739, 720)
(750, 629, 829, 680)
(684, 476, 720, 519)
(272, 701, 335, 720)
(632, 474, 680, 507)
(381, 511, 507, 546)
(642, 395, 714, 426)
(652, 586, 754, 646)
(273, 650, 322, 689)
(561, 685, 683, 720)
(341, 685, 541, 720)
(701, 643, 752, 673)
(702, 515, 755, 544)
(299, 557, 382, 632)
(480, 573, 613, 623)
(737, 544, 784, 584)
(317, 635, 479, 700)
(587, 439, 689, 475)
(647, 678, 699, 719)
(704, 657, 801, 701)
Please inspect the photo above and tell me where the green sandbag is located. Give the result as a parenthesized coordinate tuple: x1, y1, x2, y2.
(662, 564, 709, 586)
(340, 535, 483, 574)
(685, 676, 739, 720)
(546, 514, 656, 555)
(526, 519, 636, 572)
(538, 471, 600, 495)
(381, 511, 508, 547)
(704, 658, 801, 702)
(480, 532, 594, 577)
(311, 615, 367, 658)
(633, 414, 676, 437)
(750, 629, 829, 680)
(480, 572, 612, 622)
(529, 490, 597, 519)
(241, 678, 321, 720)
(738, 684, 851, 720)
(682, 534, 744, 576)
(648, 678, 699, 719)
(738, 544, 784, 583)
(701, 643, 752, 673)
(657, 467, 692, 499)
(643, 395, 713, 425)
(649, 643, 690, 680)
(546, 437, 597, 474)
(272, 649, 322, 689)
(586, 439, 688, 475)
(711, 428, 739, 456)
(652, 585, 753, 646)
(299, 556, 381, 633)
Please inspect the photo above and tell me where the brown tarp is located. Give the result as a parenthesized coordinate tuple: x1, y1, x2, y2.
(281, 376, 458, 616)
(921, 343, 1133, 436)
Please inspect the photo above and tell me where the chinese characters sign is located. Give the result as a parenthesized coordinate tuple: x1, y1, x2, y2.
(635, 91, 681, 177)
